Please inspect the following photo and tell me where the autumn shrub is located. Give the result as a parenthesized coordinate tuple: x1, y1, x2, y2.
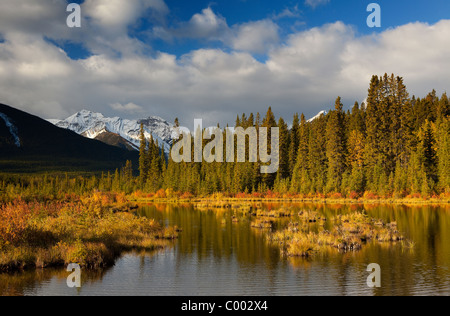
(0, 200, 31, 245)
(164, 188, 176, 199)
(251, 192, 263, 199)
(0, 198, 177, 271)
(154, 189, 167, 199)
(329, 192, 344, 199)
(179, 192, 194, 200)
(363, 191, 379, 200)
(234, 192, 250, 199)
(115, 192, 128, 204)
(349, 191, 360, 200)
(264, 190, 280, 199)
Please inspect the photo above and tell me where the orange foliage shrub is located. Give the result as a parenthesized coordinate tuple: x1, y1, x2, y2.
(165, 188, 175, 198)
(154, 189, 167, 199)
(406, 193, 422, 199)
(328, 192, 344, 199)
(0, 200, 32, 245)
(251, 192, 263, 199)
(116, 192, 128, 204)
(363, 191, 379, 200)
(349, 191, 360, 200)
(180, 192, 194, 199)
(265, 190, 280, 199)
(235, 192, 251, 199)
(131, 190, 153, 199)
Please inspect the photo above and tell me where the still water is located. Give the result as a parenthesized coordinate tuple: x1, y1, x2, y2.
(1, 203, 450, 296)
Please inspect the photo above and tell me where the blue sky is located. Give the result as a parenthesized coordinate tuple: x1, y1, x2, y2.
(1, 0, 450, 126)
(66, 0, 450, 60)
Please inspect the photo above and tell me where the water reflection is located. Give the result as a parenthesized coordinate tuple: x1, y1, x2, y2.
(0, 203, 449, 296)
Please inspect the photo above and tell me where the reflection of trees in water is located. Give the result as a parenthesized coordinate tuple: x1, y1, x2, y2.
(0, 266, 113, 296)
(3, 203, 448, 296)
(139, 204, 281, 268)
(140, 202, 450, 295)
(0, 249, 168, 296)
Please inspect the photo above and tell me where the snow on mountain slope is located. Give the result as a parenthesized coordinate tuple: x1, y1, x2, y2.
(307, 110, 327, 123)
(0, 112, 21, 147)
(50, 110, 173, 153)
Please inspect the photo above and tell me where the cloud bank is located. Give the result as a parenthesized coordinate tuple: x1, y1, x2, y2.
(0, 1, 449, 127)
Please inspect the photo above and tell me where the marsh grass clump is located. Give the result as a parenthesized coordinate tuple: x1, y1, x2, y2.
(0, 199, 177, 272)
(298, 210, 325, 223)
(255, 207, 294, 218)
(251, 218, 273, 229)
(270, 212, 405, 257)
(194, 201, 232, 210)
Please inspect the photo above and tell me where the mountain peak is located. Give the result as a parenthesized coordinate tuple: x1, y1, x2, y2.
(307, 110, 327, 123)
(51, 110, 173, 153)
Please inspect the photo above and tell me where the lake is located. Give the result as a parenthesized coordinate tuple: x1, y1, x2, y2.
(1, 203, 449, 296)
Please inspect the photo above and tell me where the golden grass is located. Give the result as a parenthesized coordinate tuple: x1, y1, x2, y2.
(0, 198, 178, 272)
(269, 212, 405, 257)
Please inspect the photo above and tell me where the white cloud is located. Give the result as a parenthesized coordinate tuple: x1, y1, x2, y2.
(84, 0, 168, 32)
(305, 0, 330, 8)
(188, 7, 229, 39)
(1, 0, 450, 128)
(231, 20, 280, 54)
(156, 7, 280, 54)
(110, 102, 144, 113)
(272, 6, 302, 20)
(156, 7, 230, 41)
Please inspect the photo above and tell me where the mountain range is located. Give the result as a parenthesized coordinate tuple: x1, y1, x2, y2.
(0, 103, 138, 173)
(48, 110, 174, 153)
(49, 110, 328, 153)
(0, 103, 328, 173)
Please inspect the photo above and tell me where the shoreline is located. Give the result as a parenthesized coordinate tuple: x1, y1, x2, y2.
(129, 197, 450, 206)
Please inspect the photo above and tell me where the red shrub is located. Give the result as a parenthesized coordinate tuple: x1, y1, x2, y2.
(180, 192, 194, 199)
(154, 189, 167, 199)
(349, 191, 360, 200)
(0, 200, 32, 244)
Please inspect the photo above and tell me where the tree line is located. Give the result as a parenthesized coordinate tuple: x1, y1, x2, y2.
(137, 73, 449, 198)
(2, 73, 447, 200)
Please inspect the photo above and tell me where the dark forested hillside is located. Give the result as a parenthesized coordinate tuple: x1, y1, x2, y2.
(0, 103, 138, 173)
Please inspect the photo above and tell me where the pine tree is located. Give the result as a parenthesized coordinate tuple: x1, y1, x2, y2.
(277, 117, 290, 180)
(325, 97, 347, 193)
(291, 114, 309, 193)
(436, 117, 450, 193)
(288, 113, 300, 175)
(139, 124, 148, 186)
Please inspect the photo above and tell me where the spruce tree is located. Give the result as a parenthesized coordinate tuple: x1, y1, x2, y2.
(325, 97, 347, 193)
(139, 124, 148, 186)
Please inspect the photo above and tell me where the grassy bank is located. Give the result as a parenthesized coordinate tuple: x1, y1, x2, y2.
(0, 193, 179, 272)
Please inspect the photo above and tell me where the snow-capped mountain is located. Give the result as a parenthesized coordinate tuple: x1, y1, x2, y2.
(49, 110, 173, 153)
(1, 103, 138, 172)
(307, 110, 327, 123)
